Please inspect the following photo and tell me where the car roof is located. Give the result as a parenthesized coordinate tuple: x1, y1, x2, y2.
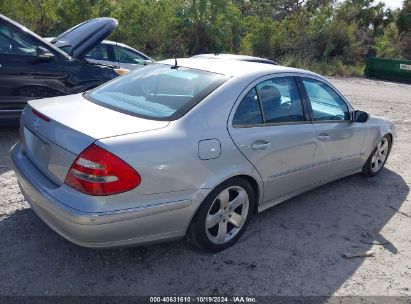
(100, 39, 122, 46)
(159, 58, 319, 78)
(193, 53, 277, 65)
(43, 38, 153, 61)
(87, 39, 154, 61)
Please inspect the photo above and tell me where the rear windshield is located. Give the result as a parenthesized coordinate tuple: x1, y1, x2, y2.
(86, 64, 228, 120)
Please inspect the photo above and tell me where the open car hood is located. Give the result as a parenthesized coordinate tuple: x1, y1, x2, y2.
(51, 17, 118, 59)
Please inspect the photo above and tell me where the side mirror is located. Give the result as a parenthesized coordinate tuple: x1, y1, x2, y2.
(36, 46, 54, 61)
(143, 60, 154, 66)
(354, 110, 369, 123)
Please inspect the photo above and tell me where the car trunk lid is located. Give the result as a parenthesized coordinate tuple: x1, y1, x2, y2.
(21, 94, 169, 185)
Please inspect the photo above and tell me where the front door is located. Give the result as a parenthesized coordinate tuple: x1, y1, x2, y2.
(299, 77, 365, 182)
(228, 75, 318, 203)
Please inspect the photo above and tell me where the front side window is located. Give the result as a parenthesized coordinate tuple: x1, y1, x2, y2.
(302, 78, 350, 121)
(115, 46, 146, 65)
(0, 23, 39, 56)
(87, 64, 228, 120)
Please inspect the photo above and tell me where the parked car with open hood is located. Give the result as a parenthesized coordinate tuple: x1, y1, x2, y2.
(0, 15, 120, 126)
(11, 58, 394, 252)
(44, 38, 154, 71)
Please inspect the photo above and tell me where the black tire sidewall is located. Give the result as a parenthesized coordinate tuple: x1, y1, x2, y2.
(363, 135, 392, 177)
(190, 177, 255, 252)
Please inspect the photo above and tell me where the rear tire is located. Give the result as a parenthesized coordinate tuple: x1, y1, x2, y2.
(189, 178, 255, 252)
(362, 135, 391, 177)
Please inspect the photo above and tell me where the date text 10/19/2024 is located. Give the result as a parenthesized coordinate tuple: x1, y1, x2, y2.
(149, 296, 257, 303)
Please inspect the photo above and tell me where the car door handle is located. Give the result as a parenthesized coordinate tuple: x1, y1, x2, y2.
(251, 141, 271, 150)
(318, 133, 330, 140)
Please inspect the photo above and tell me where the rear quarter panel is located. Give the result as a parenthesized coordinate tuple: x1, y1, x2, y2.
(97, 76, 264, 200)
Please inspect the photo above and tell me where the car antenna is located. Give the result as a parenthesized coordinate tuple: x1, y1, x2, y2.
(171, 57, 178, 69)
(115, 41, 120, 68)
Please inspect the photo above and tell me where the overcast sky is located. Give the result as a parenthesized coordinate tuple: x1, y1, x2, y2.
(379, 0, 404, 9)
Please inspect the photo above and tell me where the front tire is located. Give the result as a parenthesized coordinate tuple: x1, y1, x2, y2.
(362, 135, 391, 177)
(189, 178, 255, 252)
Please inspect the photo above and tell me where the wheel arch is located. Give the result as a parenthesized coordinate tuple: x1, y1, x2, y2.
(187, 174, 261, 250)
(190, 174, 261, 225)
(234, 174, 260, 214)
(385, 132, 393, 145)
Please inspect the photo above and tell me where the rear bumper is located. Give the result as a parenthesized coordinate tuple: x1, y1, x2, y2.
(10, 142, 196, 248)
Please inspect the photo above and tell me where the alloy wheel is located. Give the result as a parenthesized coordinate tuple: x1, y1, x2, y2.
(205, 186, 249, 245)
(371, 137, 389, 173)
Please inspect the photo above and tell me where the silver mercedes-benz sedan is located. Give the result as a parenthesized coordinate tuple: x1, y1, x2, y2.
(11, 58, 394, 252)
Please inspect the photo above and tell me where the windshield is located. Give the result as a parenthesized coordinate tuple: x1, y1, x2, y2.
(86, 64, 228, 120)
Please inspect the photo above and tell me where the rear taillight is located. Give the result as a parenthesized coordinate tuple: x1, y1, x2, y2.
(32, 108, 50, 122)
(64, 144, 141, 196)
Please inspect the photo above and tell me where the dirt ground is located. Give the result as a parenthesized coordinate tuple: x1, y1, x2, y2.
(0, 77, 410, 296)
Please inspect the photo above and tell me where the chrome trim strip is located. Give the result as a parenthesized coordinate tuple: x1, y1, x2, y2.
(311, 120, 353, 124)
(233, 121, 312, 128)
(267, 153, 359, 181)
(71, 200, 192, 225)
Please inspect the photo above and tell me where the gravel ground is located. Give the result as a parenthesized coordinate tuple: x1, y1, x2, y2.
(0, 77, 410, 296)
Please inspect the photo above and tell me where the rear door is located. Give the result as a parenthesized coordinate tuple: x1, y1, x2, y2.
(299, 76, 365, 182)
(228, 74, 318, 203)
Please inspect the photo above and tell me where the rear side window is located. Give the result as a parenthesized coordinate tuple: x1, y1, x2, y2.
(87, 64, 228, 120)
(233, 76, 305, 126)
(233, 88, 263, 126)
(256, 77, 305, 123)
(302, 78, 350, 121)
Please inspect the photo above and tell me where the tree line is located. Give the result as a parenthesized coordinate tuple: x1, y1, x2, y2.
(1, 0, 410, 75)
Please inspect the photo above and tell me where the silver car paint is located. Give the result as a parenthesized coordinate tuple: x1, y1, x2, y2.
(11, 59, 395, 247)
(25, 94, 169, 144)
(11, 147, 200, 247)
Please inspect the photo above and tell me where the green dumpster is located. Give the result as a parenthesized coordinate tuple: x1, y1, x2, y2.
(365, 57, 411, 83)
